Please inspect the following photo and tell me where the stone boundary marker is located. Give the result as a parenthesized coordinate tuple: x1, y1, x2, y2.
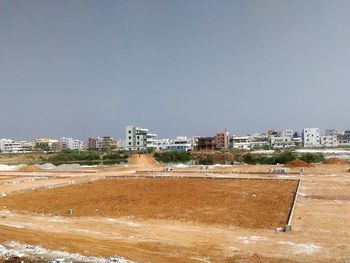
(285, 179, 301, 232)
(138, 170, 302, 175)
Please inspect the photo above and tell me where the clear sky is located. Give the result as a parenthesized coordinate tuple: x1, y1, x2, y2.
(1, 0, 349, 140)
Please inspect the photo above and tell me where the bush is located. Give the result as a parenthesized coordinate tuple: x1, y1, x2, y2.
(242, 151, 325, 165)
(154, 151, 191, 163)
(274, 151, 296, 164)
(243, 151, 296, 165)
(47, 150, 130, 165)
(299, 153, 325, 163)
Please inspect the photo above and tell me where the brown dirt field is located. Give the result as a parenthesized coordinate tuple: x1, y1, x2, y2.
(0, 178, 298, 229)
(18, 165, 42, 172)
(284, 160, 311, 168)
(323, 157, 349, 165)
(0, 225, 299, 263)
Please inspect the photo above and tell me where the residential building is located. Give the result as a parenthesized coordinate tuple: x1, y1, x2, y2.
(230, 136, 251, 150)
(115, 139, 125, 150)
(0, 139, 34, 153)
(155, 139, 172, 151)
(281, 129, 293, 138)
(321, 135, 338, 147)
(51, 142, 62, 152)
(59, 137, 85, 151)
(166, 136, 192, 152)
(188, 137, 199, 149)
(89, 136, 117, 150)
(197, 137, 215, 151)
(325, 129, 339, 136)
(214, 130, 229, 149)
(125, 125, 157, 151)
(249, 134, 269, 149)
(344, 130, 350, 142)
(270, 136, 295, 149)
(88, 137, 101, 150)
(155, 136, 196, 152)
(35, 138, 59, 148)
(335, 130, 350, 146)
(302, 128, 321, 147)
(102, 136, 117, 150)
(267, 130, 281, 137)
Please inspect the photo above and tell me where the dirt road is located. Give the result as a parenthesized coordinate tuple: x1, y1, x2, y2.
(129, 154, 161, 169)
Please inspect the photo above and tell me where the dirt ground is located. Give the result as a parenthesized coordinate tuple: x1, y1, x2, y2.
(0, 155, 349, 262)
(129, 154, 161, 169)
(0, 178, 297, 229)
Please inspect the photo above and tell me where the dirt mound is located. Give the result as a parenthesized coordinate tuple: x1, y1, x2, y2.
(18, 165, 43, 172)
(129, 154, 160, 168)
(284, 160, 311, 168)
(323, 158, 349, 165)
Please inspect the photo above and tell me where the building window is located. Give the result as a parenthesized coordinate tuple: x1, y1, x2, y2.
(129, 136, 131, 139)
(129, 130, 131, 134)
(129, 142, 131, 145)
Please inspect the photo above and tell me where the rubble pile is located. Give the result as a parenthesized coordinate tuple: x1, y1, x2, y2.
(0, 241, 134, 263)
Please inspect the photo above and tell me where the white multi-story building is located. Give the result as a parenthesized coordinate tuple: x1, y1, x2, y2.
(59, 137, 85, 151)
(230, 136, 251, 150)
(88, 137, 116, 150)
(155, 137, 194, 152)
(125, 125, 157, 151)
(0, 139, 34, 153)
(320, 135, 338, 147)
(167, 137, 192, 152)
(281, 129, 293, 138)
(249, 134, 269, 149)
(302, 128, 321, 147)
(270, 136, 295, 149)
(115, 139, 125, 150)
(35, 138, 59, 147)
(155, 139, 172, 151)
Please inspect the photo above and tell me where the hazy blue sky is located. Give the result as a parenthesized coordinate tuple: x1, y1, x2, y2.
(1, 0, 349, 140)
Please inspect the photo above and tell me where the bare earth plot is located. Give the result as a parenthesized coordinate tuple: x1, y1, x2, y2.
(0, 155, 349, 262)
(0, 178, 297, 229)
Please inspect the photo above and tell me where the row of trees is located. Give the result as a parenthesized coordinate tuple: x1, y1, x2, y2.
(154, 152, 191, 163)
(154, 151, 325, 165)
(46, 150, 129, 165)
(243, 152, 324, 165)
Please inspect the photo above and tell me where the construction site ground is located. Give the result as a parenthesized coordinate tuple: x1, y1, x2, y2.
(0, 154, 349, 262)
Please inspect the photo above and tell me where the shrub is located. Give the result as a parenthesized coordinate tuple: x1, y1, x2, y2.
(243, 151, 296, 165)
(299, 153, 325, 163)
(154, 151, 191, 163)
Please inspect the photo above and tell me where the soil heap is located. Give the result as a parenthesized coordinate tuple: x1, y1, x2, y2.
(323, 158, 349, 165)
(19, 165, 43, 172)
(284, 160, 311, 168)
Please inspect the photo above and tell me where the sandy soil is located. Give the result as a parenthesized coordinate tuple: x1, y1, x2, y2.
(0, 155, 349, 262)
